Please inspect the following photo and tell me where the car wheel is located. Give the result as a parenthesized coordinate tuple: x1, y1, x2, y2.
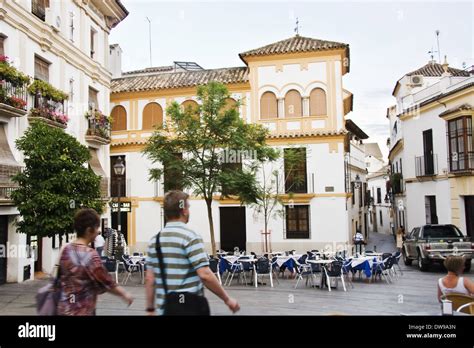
(464, 260, 472, 273)
(417, 251, 430, 272)
(403, 248, 412, 266)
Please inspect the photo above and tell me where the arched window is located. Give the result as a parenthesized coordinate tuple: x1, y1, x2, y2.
(142, 102, 163, 130)
(110, 105, 127, 131)
(284, 89, 302, 118)
(310, 88, 327, 116)
(260, 91, 278, 119)
(181, 100, 199, 119)
(223, 98, 238, 113)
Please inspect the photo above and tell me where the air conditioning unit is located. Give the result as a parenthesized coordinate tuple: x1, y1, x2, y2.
(409, 75, 424, 86)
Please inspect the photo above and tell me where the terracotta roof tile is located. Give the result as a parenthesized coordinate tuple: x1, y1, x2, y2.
(406, 62, 469, 77)
(111, 67, 248, 94)
(239, 35, 348, 59)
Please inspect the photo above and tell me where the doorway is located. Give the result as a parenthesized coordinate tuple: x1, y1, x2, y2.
(465, 196, 474, 238)
(219, 207, 246, 252)
(423, 129, 434, 175)
(111, 211, 128, 244)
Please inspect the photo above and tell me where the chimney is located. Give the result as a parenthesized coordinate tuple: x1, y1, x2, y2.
(109, 44, 122, 79)
(441, 55, 451, 77)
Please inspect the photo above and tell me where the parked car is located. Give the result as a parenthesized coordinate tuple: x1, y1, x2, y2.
(402, 224, 473, 272)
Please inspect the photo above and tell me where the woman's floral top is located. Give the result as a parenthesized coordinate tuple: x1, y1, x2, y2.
(57, 243, 116, 316)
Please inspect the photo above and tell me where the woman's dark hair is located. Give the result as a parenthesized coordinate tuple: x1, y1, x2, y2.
(74, 208, 100, 237)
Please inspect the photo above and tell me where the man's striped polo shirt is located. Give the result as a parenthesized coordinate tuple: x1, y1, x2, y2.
(146, 221, 209, 315)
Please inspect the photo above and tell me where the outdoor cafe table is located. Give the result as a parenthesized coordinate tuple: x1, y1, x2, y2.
(275, 255, 303, 273)
(306, 259, 333, 289)
(349, 255, 382, 278)
(219, 255, 254, 274)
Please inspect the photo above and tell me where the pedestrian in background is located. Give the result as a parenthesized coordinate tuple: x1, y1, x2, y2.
(57, 208, 133, 315)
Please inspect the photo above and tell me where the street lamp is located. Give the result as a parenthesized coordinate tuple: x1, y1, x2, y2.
(113, 156, 125, 239)
(354, 174, 361, 189)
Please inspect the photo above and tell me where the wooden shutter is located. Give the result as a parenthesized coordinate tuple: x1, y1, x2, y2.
(260, 92, 277, 119)
(0, 36, 4, 56)
(142, 103, 163, 130)
(111, 105, 127, 131)
(284, 90, 302, 118)
(310, 88, 327, 116)
(34, 55, 50, 81)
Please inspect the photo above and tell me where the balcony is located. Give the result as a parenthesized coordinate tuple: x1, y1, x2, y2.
(85, 109, 111, 145)
(259, 116, 327, 135)
(0, 56, 30, 118)
(390, 173, 404, 194)
(27, 80, 68, 129)
(415, 154, 438, 177)
(0, 164, 22, 204)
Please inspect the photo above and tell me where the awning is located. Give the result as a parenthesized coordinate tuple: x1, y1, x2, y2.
(0, 124, 21, 183)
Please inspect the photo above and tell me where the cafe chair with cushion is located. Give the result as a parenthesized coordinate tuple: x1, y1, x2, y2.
(323, 261, 346, 292)
(442, 293, 474, 312)
(102, 256, 119, 283)
(372, 256, 395, 284)
(392, 251, 403, 276)
(270, 257, 280, 284)
(225, 261, 246, 286)
(341, 259, 355, 289)
(255, 258, 273, 288)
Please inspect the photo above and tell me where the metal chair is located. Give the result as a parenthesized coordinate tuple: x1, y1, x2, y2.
(442, 293, 474, 312)
(255, 258, 273, 288)
(456, 302, 474, 315)
(208, 257, 222, 285)
(121, 255, 141, 285)
(323, 260, 346, 292)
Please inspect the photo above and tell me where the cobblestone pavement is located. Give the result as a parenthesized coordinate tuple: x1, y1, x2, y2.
(0, 233, 470, 316)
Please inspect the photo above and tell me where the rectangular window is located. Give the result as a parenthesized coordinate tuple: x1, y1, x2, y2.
(34, 55, 50, 82)
(284, 148, 307, 193)
(88, 87, 99, 110)
(163, 153, 183, 192)
(359, 185, 363, 208)
(400, 158, 403, 175)
(425, 195, 438, 224)
(448, 117, 473, 172)
(32, 0, 48, 21)
(285, 205, 310, 239)
(377, 187, 382, 204)
(90, 28, 97, 59)
(379, 210, 383, 226)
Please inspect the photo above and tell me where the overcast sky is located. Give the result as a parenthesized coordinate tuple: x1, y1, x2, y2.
(110, 0, 474, 158)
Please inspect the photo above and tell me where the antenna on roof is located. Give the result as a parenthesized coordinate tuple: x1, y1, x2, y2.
(294, 17, 301, 36)
(146, 17, 152, 67)
(435, 30, 441, 63)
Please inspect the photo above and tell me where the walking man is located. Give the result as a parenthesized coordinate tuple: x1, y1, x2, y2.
(145, 190, 240, 315)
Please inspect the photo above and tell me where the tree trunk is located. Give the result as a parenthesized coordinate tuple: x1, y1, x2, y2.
(205, 199, 216, 255)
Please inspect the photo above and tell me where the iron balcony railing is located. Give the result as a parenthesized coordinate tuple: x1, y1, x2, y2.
(86, 115, 111, 141)
(449, 152, 474, 173)
(415, 154, 438, 177)
(0, 165, 22, 200)
(0, 81, 28, 111)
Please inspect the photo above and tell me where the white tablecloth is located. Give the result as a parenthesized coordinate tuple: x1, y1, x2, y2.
(274, 255, 302, 267)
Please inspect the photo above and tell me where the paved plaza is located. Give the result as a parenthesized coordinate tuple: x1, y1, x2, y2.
(0, 233, 470, 316)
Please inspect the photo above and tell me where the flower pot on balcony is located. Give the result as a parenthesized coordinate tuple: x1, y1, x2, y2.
(0, 102, 27, 118)
(85, 132, 111, 145)
(28, 116, 67, 129)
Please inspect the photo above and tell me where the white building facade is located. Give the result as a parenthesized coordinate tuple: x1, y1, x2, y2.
(387, 59, 474, 238)
(109, 35, 370, 255)
(0, 0, 127, 283)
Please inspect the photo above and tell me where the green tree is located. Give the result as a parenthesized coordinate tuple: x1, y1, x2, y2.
(11, 121, 104, 239)
(144, 81, 277, 255)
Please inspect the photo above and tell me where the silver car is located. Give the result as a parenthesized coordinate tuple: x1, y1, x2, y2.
(402, 224, 473, 272)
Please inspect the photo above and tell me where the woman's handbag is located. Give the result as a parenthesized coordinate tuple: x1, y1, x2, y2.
(155, 233, 210, 316)
(36, 250, 64, 315)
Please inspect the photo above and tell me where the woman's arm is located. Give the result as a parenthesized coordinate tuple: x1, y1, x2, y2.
(463, 277, 474, 295)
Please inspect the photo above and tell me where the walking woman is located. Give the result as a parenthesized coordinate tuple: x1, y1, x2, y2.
(396, 226, 405, 252)
(57, 208, 133, 315)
